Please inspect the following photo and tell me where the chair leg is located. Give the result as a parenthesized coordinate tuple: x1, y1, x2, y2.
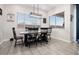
(35, 40, 38, 46)
(35, 38, 37, 46)
(14, 40, 17, 47)
(28, 42, 30, 48)
(48, 35, 51, 40)
(29, 44, 30, 48)
(50, 36, 51, 40)
(40, 39, 42, 45)
(38, 37, 42, 45)
(21, 39, 24, 46)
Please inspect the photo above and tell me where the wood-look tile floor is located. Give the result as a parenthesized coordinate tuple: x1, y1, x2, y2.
(0, 39, 79, 55)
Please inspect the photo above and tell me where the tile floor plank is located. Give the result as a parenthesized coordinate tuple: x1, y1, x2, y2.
(0, 39, 78, 55)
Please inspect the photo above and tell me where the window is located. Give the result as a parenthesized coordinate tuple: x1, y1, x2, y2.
(17, 12, 41, 28)
(17, 13, 25, 28)
(17, 13, 25, 25)
(49, 12, 64, 28)
(49, 16, 56, 27)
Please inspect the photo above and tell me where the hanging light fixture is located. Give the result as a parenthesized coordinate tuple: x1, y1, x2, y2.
(30, 4, 42, 18)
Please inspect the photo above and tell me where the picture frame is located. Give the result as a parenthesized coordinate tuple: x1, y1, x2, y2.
(0, 8, 2, 15)
(7, 13, 15, 22)
(43, 18, 46, 23)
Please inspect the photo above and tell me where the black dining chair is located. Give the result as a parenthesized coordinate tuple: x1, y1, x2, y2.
(12, 27, 24, 47)
(33, 33, 38, 46)
(38, 28, 48, 44)
(47, 28, 52, 40)
(41, 32, 48, 43)
(37, 33, 43, 45)
(26, 27, 38, 48)
(27, 33, 38, 48)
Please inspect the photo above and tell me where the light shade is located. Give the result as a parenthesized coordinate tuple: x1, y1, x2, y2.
(30, 12, 42, 19)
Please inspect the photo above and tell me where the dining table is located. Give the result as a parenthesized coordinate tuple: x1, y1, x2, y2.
(20, 31, 48, 46)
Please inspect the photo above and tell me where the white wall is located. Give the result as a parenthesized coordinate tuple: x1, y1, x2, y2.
(0, 4, 74, 43)
(70, 5, 76, 43)
(0, 5, 6, 43)
(0, 4, 48, 43)
(41, 14, 49, 28)
(47, 4, 71, 42)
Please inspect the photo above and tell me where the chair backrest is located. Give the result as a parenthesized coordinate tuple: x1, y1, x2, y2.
(27, 34, 32, 40)
(12, 27, 17, 40)
(41, 28, 48, 33)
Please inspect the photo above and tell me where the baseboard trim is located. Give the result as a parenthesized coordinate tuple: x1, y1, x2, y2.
(0, 39, 9, 45)
(51, 36, 71, 43)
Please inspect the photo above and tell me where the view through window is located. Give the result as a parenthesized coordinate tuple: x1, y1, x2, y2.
(49, 12, 64, 28)
(17, 12, 41, 27)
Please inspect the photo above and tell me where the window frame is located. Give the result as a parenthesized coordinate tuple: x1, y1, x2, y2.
(49, 12, 65, 28)
(16, 12, 41, 28)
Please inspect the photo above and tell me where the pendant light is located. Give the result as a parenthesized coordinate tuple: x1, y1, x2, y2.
(30, 4, 42, 18)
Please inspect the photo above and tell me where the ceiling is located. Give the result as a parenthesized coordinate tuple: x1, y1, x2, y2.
(3, 4, 63, 13)
(22, 4, 62, 13)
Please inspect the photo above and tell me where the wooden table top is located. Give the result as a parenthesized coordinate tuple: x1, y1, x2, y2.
(20, 31, 48, 35)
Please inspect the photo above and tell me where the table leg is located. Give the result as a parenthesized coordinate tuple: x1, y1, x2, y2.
(24, 34, 28, 47)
